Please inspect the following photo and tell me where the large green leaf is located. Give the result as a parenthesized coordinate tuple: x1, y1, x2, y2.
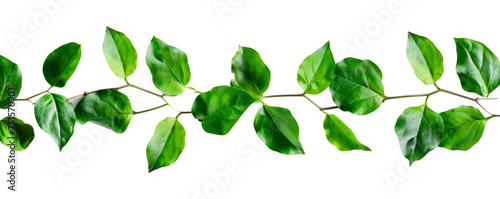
(103, 27, 137, 78)
(43, 42, 81, 88)
(394, 104, 443, 166)
(439, 105, 489, 150)
(231, 46, 271, 100)
(329, 58, 385, 115)
(0, 117, 35, 151)
(455, 38, 500, 97)
(297, 41, 335, 94)
(74, 89, 133, 133)
(323, 114, 370, 151)
(0, 55, 22, 109)
(146, 36, 190, 96)
(253, 105, 304, 155)
(34, 93, 76, 151)
(406, 32, 444, 85)
(147, 117, 185, 172)
(192, 86, 256, 135)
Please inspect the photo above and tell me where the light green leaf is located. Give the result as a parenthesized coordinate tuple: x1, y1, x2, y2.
(231, 46, 271, 100)
(406, 32, 444, 85)
(103, 27, 137, 78)
(147, 117, 185, 172)
(297, 41, 335, 94)
(43, 42, 81, 87)
(323, 114, 371, 151)
(0, 117, 35, 151)
(439, 105, 489, 150)
(0, 55, 22, 109)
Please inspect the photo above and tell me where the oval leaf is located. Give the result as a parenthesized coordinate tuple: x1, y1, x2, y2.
(439, 105, 489, 151)
(395, 104, 443, 166)
(103, 27, 137, 78)
(297, 41, 335, 94)
(146, 36, 190, 96)
(192, 86, 256, 135)
(323, 114, 370, 151)
(253, 105, 304, 154)
(455, 38, 500, 97)
(0, 117, 35, 151)
(329, 58, 385, 115)
(0, 55, 22, 109)
(231, 46, 271, 100)
(147, 117, 185, 172)
(406, 32, 444, 85)
(35, 93, 76, 151)
(74, 89, 133, 133)
(43, 42, 82, 87)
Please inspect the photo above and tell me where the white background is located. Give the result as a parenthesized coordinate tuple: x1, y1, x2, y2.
(1, 0, 500, 198)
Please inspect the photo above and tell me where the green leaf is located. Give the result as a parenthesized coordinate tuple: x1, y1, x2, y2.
(406, 32, 444, 85)
(439, 105, 489, 150)
(103, 27, 137, 78)
(43, 42, 82, 87)
(329, 58, 385, 115)
(146, 36, 190, 96)
(394, 104, 443, 166)
(323, 114, 371, 151)
(231, 46, 271, 100)
(253, 105, 304, 155)
(455, 38, 500, 97)
(74, 89, 133, 133)
(0, 55, 22, 109)
(0, 117, 35, 151)
(34, 93, 76, 151)
(297, 41, 335, 94)
(192, 86, 256, 135)
(147, 117, 185, 172)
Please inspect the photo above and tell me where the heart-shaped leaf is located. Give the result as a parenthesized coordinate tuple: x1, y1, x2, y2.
(406, 32, 444, 85)
(439, 105, 489, 150)
(297, 41, 335, 94)
(231, 46, 271, 100)
(147, 117, 185, 172)
(0, 117, 35, 151)
(0, 55, 22, 109)
(323, 114, 371, 151)
(43, 42, 81, 87)
(103, 27, 137, 78)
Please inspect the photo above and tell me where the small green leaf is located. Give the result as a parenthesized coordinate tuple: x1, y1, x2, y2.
(0, 55, 22, 109)
(43, 42, 82, 87)
(329, 58, 385, 115)
(231, 46, 271, 100)
(254, 105, 304, 155)
(297, 41, 335, 94)
(192, 86, 256, 135)
(455, 38, 500, 97)
(0, 117, 35, 151)
(439, 105, 489, 150)
(147, 117, 185, 172)
(395, 104, 443, 166)
(146, 36, 190, 96)
(74, 89, 133, 133)
(406, 32, 444, 85)
(323, 114, 371, 151)
(34, 93, 76, 151)
(103, 27, 137, 78)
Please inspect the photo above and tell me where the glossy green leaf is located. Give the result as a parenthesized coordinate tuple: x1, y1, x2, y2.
(394, 104, 443, 166)
(455, 38, 500, 97)
(43, 42, 81, 87)
(439, 105, 489, 150)
(406, 32, 444, 85)
(323, 114, 371, 151)
(297, 41, 335, 94)
(146, 36, 190, 96)
(254, 105, 304, 154)
(0, 117, 35, 151)
(192, 86, 256, 135)
(103, 27, 137, 78)
(147, 117, 185, 172)
(231, 46, 271, 100)
(329, 58, 385, 115)
(34, 93, 76, 151)
(74, 89, 133, 133)
(0, 55, 22, 109)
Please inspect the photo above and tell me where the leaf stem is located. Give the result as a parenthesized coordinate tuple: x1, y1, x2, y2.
(186, 86, 202, 94)
(129, 84, 164, 98)
(134, 103, 169, 115)
(263, 93, 337, 111)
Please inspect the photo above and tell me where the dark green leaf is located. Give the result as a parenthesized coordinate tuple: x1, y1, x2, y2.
(34, 93, 76, 151)
(231, 46, 271, 100)
(103, 27, 137, 78)
(406, 32, 444, 85)
(297, 41, 335, 94)
(192, 86, 255, 135)
(455, 38, 500, 97)
(439, 105, 489, 150)
(146, 36, 190, 96)
(0, 117, 34, 151)
(147, 117, 185, 172)
(43, 42, 81, 87)
(323, 114, 370, 151)
(0, 55, 22, 109)
(253, 105, 304, 154)
(329, 58, 385, 115)
(74, 89, 133, 133)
